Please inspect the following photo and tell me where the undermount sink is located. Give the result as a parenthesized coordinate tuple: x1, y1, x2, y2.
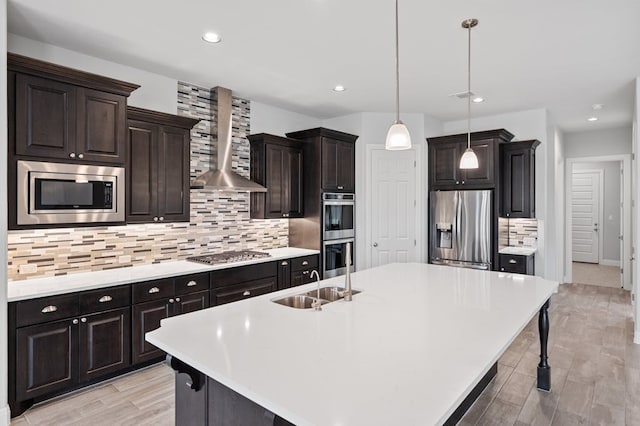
(273, 287, 362, 309)
(272, 295, 327, 309)
(304, 287, 361, 302)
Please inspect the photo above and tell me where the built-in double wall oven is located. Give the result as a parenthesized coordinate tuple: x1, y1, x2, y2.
(322, 193, 355, 278)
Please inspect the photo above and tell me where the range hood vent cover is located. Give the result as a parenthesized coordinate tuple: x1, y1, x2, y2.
(191, 87, 266, 192)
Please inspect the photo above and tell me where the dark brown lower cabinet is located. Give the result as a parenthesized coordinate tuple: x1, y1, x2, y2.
(132, 299, 172, 364)
(79, 308, 131, 382)
(499, 253, 535, 275)
(175, 290, 209, 315)
(16, 318, 78, 401)
(211, 277, 277, 306)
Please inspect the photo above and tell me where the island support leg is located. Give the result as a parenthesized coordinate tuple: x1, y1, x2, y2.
(537, 299, 551, 391)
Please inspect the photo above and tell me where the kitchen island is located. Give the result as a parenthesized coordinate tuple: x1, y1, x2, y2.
(146, 263, 558, 425)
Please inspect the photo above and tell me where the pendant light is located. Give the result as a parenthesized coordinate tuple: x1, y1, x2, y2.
(385, 0, 411, 150)
(459, 18, 479, 169)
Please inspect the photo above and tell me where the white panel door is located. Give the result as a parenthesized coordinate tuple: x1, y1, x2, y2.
(572, 171, 600, 263)
(370, 148, 417, 267)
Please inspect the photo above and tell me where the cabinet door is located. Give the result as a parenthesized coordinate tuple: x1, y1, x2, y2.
(461, 139, 494, 187)
(76, 88, 127, 164)
(290, 270, 311, 287)
(158, 126, 190, 222)
(16, 318, 78, 401)
(127, 120, 158, 223)
(15, 74, 76, 160)
(321, 138, 339, 191)
(175, 290, 210, 316)
(277, 260, 291, 290)
(132, 299, 171, 364)
(265, 144, 286, 217)
(286, 147, 304, 216)
(501, 146, 534, 218)
(429, 141, 460, 189)
(78, 308, 131, 382)
(337, 141, 355, 192)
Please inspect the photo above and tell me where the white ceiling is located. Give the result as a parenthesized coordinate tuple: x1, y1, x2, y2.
(7, 0, 640, 132)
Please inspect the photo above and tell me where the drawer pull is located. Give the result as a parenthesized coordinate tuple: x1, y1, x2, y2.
(281, 261, 288, 266)
(81, 317, 87, 323)
(176, 297, 181, 302)
(72, 319, 79, 325)
(187, 280, 197, 287)
(98, 295, 113, 303)
(508, 259, 517, 264)
(169, 298, 175, 303)
(302, 261, 309, 266)
(148, 287, 160, 294)
(41, 305, 58, 313)
(243, 291, 251, 296)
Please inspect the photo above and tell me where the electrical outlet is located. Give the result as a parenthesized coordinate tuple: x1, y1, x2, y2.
(118, 255, 132, 264)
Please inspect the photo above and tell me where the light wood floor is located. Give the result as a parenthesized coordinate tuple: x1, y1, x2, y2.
(11, 284, 638, 425)
(572, 261, 621, 288)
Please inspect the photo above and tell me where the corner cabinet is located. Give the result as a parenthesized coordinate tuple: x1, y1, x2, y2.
(500, 140, 540, 218)
(285, 127, 358, 193)
(427, 129, 514, 190)
(8, 53, 138, 165)
(126, 107, 199, 224)
(249, 134, 304, 219)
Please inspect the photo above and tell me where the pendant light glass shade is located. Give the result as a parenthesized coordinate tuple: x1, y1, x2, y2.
(385, 121, 412, 150)
(385, 0, 411, 151)
(459, 18, 479, 169)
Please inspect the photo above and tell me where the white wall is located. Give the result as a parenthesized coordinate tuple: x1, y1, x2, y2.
(1, 2, 10, 423)
(555, 128, 566, 282)
(634, 77, 640, 343)
(250, 102, 321, 136)
(8, 34, 178, 114)
(564, 126, 632, 158)
(573, 161, 621, 262)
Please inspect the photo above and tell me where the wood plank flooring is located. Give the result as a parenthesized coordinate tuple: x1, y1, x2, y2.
(10, 283, 637, 425)
(572, 261, 621, 288)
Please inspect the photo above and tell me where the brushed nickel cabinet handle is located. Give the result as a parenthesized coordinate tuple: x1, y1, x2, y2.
(69, 152, 76, 159)
(243, 291, 251, 296)
(175, 297, 181, 302)
(302, 261, 309, 266)
(148, 287, 160, 294)
(338, 186, 344, 190)
(160, 217, 164, 221)
(187, 280, 197, 287)
(78, 153, 84, 159)
(41, 305, 58, 313)
(81, 317, 87, 323)
(98, 295, 113, 303)
(169, 298, 175, 303)
(281, 261, 288, 266)
(72, 319, 79, 325)
(509, 259, 517, 264)
(303, 271, 309, 275)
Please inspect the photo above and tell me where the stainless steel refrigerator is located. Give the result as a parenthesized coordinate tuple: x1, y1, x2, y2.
(429, 190, 492, 270)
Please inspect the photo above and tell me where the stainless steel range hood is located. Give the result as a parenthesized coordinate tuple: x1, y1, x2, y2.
(191, 87, 267, 192)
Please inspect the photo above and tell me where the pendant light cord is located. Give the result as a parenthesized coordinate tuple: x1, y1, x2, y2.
(395, 0, 400, 123)
(467, 22, 471, 150)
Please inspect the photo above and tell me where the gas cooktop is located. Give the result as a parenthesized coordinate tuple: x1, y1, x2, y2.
(186, 250, 271, 265)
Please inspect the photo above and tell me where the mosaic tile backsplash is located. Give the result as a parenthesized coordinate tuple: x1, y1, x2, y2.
(8, 82, 288, 281)
(498, 218, 538, 249)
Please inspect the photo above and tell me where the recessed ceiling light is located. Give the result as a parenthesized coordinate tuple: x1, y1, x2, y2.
(202, 32, 222, 43)
(333, 85, 346, 92)
(587, 116, 599, 122)
(472, 96, 484, 103)
(591, 104, 604, 111)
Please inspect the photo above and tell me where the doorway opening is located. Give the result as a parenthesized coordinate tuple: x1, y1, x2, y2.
(565, 155, 631, 290)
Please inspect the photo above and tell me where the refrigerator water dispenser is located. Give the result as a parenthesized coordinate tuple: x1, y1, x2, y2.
(436, 222, 453, 249)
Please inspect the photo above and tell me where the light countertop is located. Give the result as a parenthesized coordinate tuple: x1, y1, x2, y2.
(499, 246, 537, 256)
(8, 247, 319, 302)
(147, 262, 558, 426)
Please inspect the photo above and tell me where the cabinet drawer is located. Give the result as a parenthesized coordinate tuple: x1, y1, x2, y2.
(499, 254, 528, 274)
(175, 273, 209, 295)
(211, 262, 277, 288)
(290, 255, 318, 272)
(211, 277, 277, 306)
(79, 285, 131, 314)
(16, 293, 79, 328)
(132, 279, 174, 304)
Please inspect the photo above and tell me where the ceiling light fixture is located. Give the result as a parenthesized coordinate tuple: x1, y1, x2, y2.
(472, 96, 484, 103)
(385, 0, 411, 151)
(333, 85, 346, 92)
(587, 116, 599, 122)
(459, 18, 479, 170)
(591, 104, 604, 111)
(202, 32, 222, 43)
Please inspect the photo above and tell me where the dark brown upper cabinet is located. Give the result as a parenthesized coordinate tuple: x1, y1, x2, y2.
(248, 134, 304, 219)
(8, 53, 138, 165)
(427, 129, 514, 190)
(286, 127, 358, 194)
(500, 140, 540, 218)
(126, 107, 199, 224)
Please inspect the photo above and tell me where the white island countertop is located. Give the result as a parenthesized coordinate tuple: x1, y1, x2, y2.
(8, 247, 319, 302)
(147, 263, 558, 426)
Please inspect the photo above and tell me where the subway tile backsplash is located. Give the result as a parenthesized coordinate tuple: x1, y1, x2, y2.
(498, 217, 538, 249)
(8, 82, 287, 281)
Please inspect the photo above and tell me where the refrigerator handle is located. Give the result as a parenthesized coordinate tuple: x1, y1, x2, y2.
(455, 191, 462, 260)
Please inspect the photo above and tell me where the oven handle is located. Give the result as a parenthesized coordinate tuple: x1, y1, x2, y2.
(323, 201, 355, 206)
(323, 238, 355, 246)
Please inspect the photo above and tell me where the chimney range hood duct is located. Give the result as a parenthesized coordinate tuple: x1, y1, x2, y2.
(191, 87, 267, 192)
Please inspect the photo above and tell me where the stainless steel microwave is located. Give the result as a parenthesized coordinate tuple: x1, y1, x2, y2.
(17, 160, 125, 225)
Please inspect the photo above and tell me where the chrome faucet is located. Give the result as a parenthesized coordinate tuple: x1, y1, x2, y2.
(310, 270, 322, 311)
(343, 242, 353, 301)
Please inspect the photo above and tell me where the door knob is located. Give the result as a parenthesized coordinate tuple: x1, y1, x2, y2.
(373, 242, 378, 247)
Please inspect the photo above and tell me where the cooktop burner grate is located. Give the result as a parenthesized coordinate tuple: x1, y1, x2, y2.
(186, 250, 271, 265)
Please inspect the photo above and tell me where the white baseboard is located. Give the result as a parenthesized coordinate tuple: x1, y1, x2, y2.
(599, 259, 620, 267)
(635, 330, 640, 345)
(0, 405, 10, 426)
